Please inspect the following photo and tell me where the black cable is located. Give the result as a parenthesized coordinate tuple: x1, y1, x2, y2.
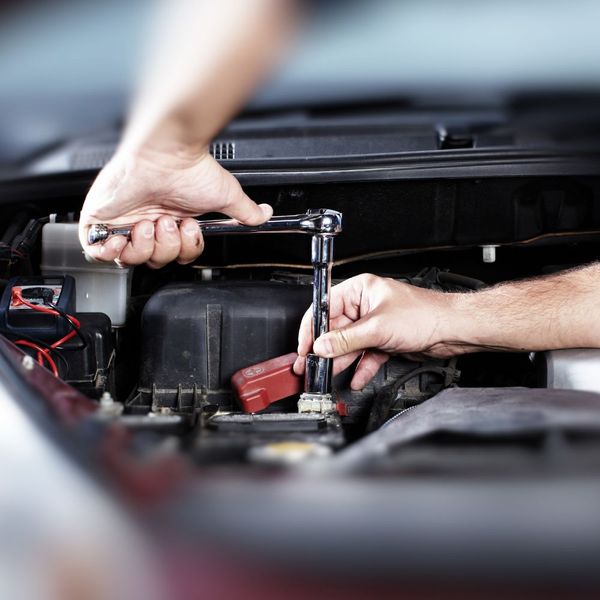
(0, 329, 70, 377)
(389, 365, 451, 397)
(45, 302, 87, 350)
(11, 217, 49, 256)
(385, 363, 460, 415)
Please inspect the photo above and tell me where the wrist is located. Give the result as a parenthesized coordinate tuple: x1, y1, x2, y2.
(118, 111, 211, 169)
(115, 137, 210, 172)
(433, 291, 497, 355)
(442, 285, 543, 354)
(435, 293, 481, 355)
(448, 291, 490, 348)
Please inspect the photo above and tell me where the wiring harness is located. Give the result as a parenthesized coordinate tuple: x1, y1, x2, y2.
(10, 288, 83, 377)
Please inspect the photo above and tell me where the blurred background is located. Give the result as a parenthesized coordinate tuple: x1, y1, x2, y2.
(1, 0, 600, 167)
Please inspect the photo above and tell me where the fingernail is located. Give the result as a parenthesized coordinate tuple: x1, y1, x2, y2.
(164, 219, 176, 232)
(142, 223, 154, 238)
(351, 379, 364, 391)
(314, 337, 333, 357)
(260, 203, 273, 219)
(183, 224, 197, 237)
(98, 246, 105, 256)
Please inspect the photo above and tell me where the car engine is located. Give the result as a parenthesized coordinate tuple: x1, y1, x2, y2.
(2, 102, 600, 592)
(3, 182, 600, 472)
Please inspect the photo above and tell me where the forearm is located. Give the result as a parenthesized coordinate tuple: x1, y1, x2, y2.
(444, 263, 600, 353)
(119, 0, 297, 159)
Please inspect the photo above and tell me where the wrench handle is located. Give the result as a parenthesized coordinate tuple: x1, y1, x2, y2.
(86, 209, 342, 245)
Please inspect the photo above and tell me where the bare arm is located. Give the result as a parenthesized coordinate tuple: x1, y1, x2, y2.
(79, 0, 297, 267)
(448, 263, 600, 353)
(294, 264, 600, 389)
(122, 0, 296, 158)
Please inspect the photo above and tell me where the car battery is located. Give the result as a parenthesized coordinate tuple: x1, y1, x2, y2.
(0, 275, 76, 341)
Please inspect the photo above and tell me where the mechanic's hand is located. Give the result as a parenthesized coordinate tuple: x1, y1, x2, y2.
(79, 149, 272, 268)
(293, 274, 460, 390)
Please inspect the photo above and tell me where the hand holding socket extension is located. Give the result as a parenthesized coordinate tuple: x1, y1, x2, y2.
(86, 209, 343, 413)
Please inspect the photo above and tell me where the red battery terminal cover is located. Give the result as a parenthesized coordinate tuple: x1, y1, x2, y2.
(232, 352, 304, 413)
(232, 353, 347, 415)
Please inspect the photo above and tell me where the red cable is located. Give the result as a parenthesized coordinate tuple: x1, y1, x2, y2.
(50, 329, 77, 348)
(14, 340, 59, 377)
(13, 292, 81, 328)
(11, 289, 81, 377)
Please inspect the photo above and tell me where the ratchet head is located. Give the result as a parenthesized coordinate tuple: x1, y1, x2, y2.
(87, 224, 110, 246)
(302, 209, 342, 236)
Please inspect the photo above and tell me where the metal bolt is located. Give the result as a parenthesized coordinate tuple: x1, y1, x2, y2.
(22, 355, 35, 371)
(100, 391, 114, 406)
(481, 245, 499, 264)
(97, 391, 123, 417)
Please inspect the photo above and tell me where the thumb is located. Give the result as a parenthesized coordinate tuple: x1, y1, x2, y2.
(221, 169, 273, 226)
(313, 317, 379, 358)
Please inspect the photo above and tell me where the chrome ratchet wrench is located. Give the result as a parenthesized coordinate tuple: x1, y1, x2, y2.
(86, 209, 343, 413)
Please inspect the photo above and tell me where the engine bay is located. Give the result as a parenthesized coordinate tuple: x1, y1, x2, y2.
(3, 173, 600, 475)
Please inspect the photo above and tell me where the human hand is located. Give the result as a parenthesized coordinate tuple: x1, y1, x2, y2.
(79, 148, 272, 268)
(293, 274, 462, 390)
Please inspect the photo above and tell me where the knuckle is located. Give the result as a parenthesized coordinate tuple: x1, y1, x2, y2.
(152, 244, 178, 261)
(334, 329, 351, 353)
(365, 317, 384, 344)
(159, 239, 181, 252)
(121, 255, 146, 266)
(362, 362, 377, 380)
(178, 246, 201, 264)
(220, 194, 234, 210)
(357, 273, 373, 286)
(124, 244, 154, 265)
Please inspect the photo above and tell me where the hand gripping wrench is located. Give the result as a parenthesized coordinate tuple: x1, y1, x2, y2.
(86, 209, 343, 413)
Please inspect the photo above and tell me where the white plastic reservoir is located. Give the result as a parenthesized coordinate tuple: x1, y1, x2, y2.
(41, 222, 130, 326)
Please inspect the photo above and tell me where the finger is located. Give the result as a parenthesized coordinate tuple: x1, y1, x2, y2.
(296, 306, 313, 359)
(296, 321, 357, 379)
(147, 216, 181, 269)
(222, 174, 273, 225)
(296, 276, 369, 363)
(330, 314, 354, 333)
(294, 349, 361, 378)
(79, 214, 127, 262)
(78, 219, 92, 255)
(82, 235, 128, 263)
(332, 351, 362, 376)
(177, 218, 205, 264)
(118, 220, 155, 266)
(293, 354, 305, 376)
(327, 275, 372, 322)
(294, 346, 361, 377)
(313, 315, 380, 358)
(297, 309, 355, 358)
(351, 351, 389, 390)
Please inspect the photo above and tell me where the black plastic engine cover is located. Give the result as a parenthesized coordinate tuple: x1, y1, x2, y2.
(61, 312, 114, 399)
(137, 281, 312, 411)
